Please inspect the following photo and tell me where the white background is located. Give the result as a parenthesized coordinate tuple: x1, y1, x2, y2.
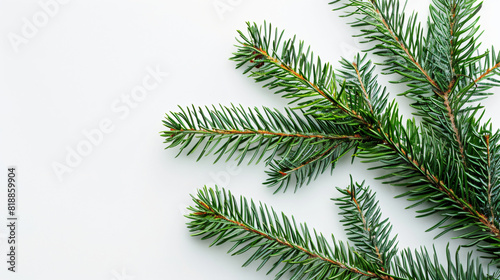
(1, 0, 500, 279)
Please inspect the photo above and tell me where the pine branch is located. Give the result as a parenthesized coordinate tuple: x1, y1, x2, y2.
(319, 17, 500, 259)
(330, 0, 438, 92)
(338, 54, 389, 123)
(358, 108, 500, 261)
(162, 105, 376, 190)
(427, 0, 483, 86)
(334, 179, 399, 271)
(329, 0, 465, 170)
(423, 0, 486, 169)
(187, 187, 498, 280)
(162, 105, 364, 164)
(165, 1, 500, 276)
(187, 187, 384, 279)
(330, 0, 491, 171)
(230, 22, 372, 126)
(476, 61, 500, 84)
(474, 48, 500, 86)
(465, 125, 500, 261)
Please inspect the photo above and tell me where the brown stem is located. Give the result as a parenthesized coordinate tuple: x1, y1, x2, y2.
(441, 78, 466, 165)
(352, 62, 374, 114)
(345, 189, 385, 266)
(194, 200, 380, 278)
(279, 144, 338, 176)
(485, 135, 496, 223)
(208, 129, 368, 140)
(171, 128, 373, 141)
(247, 45, 373, 128)
(475, 62, 500, 83)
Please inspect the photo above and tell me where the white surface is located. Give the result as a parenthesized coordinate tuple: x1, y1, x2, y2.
(0, 1, 499, 279)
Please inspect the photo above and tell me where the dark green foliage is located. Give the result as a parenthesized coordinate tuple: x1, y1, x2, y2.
(186, 186, 498, 279)
(427, 0, 483, 86)
(334, 179, 398, 271)
(338, 55, 389, 119)
(230, 22, 368, 124)
(264, 138, 358, 193)
(330, 0, 431, 95)
(163, 0, 500, 278)
(392, 246, 497, 280)
(162, 105, 360, 164)
(161, 105, 374, 192)
(187, 186, 382, 279)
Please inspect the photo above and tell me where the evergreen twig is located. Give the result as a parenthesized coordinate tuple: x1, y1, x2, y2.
(163, 0, 500, 278)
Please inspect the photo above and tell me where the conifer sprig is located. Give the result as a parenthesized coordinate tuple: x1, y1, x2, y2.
(162, 105, 375, 190)
(330, 0, 434, 93)
(187, 186, 382, 279)
(163, 0, 500, 277)
(334, 179, 399, 271)
(186, 186, 498, 280)
(230, 22, 372, 126)
(165, 18, 500, 259)
(328, 0, 500, 262)
(427, 0, 483, 86)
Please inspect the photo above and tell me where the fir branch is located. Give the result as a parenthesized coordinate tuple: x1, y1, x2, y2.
(474, 48, 500, 86)
(330, 0, 438, 91)
(186, 188, 497, 280)
(427, 0, 483, 85)
(467, 124, 500, 231)
(334, 0, 477, 183)
(358, 108, 500, 260)
(187, 187, 383, 279)
(330, 0, 489, 171)
(463, 48, 500, 101)
(334, 180, 399, 271)
(443, 80, 467, 165)
(165, 1, 500, 276)
(162, 105, 377, 192)
(424, 0, 485, 167)
(231, 22, 373, 126)
(161, 105, 370, 165)
(338, 54, 389, 122)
